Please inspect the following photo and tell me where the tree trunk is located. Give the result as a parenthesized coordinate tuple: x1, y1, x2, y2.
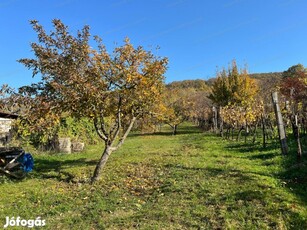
(226, 126, 230, 140)
(261, 114, 266, 148)
(91, 117, 136, 183)
(237, 127, 244, 141)
(173, 124, 178, 135)
(244, 123, 249, 143)
(231, 125, 234, 140)
(292, 115, 302, 162)
(91, 145, 112, 183)
(305, 119, 307, 135)
(267, 119, 274, 140)
(252, 121, 258, 144)
(220, 120, 224, 138)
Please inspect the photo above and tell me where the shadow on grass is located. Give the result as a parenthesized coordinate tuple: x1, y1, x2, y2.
(235, 190, 265, 201)
(0, 157, 97, 183)
(277, 152, 307, 205)
(225, 136, 307, 211)
(176, 125, 203, 135)
(225, 141, 279, 154)
(32, 157, 97, 182)
(247, 152, 280, 160)
(163, 162, 307, 228)
(234, 189, 307, 229)
(164, 164, 252, 182)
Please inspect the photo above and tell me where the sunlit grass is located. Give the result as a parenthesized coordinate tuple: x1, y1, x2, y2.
(0, 123, 306, 229)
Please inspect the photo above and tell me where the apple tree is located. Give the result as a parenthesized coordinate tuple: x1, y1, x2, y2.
(18, 19, 168, 183)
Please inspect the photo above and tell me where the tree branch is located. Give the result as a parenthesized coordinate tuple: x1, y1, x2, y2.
(111, 116, 136, 151)
(94, 117, 108, 141)
(109, 96, 122, 141)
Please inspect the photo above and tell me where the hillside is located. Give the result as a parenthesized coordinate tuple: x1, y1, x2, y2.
(249, 72, 283, 79)
(205, 71, 282, 86)
(167, 72, 283, 98)
(166, 79, 209, 91)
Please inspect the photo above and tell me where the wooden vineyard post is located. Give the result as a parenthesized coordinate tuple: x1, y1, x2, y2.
(212, 106, 218, 134)
(272, 92, 288, 155)
(219, 107, 224, 138)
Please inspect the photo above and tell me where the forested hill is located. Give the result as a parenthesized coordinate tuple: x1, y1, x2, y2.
(250, 72, 283, 96)
(249, 72, 283, 79)
(166, 79, 209, 91)
(167, 72, 283, 90)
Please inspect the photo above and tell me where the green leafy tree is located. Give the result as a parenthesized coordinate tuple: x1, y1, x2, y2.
(209, 60, 258, 107)
(282, 64, 306, 78)
(209, 60, 259, 139)
(209, 69, 231, 106)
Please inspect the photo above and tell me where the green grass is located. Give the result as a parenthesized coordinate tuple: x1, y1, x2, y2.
(0, 123, 307, 229)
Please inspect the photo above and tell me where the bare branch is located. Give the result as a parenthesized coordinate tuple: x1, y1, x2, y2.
(113, 96, 122, 140)
(111, 116, 136, 151)
(94, 118, 107, 141)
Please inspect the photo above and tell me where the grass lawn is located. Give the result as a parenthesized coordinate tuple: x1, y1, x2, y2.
(0, 123, 307, 229)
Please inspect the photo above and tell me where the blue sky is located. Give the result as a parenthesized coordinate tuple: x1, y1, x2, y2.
(1, 0, 307, 88)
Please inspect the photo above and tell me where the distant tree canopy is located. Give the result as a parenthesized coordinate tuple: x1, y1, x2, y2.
(251, 73, 282, 103)
(161, 80, 211, 134)
(166, 79, 210, 91)
(0, 84, 18, 114)
(18, 19, 168, 183)
(282, 64, 306, 78)
(207, 72, 282, 90)
(249, 72, 283, 80)
(162, 87, 194, 135)
(280, 64, 307, 103)
(209, 60, 258, 107)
